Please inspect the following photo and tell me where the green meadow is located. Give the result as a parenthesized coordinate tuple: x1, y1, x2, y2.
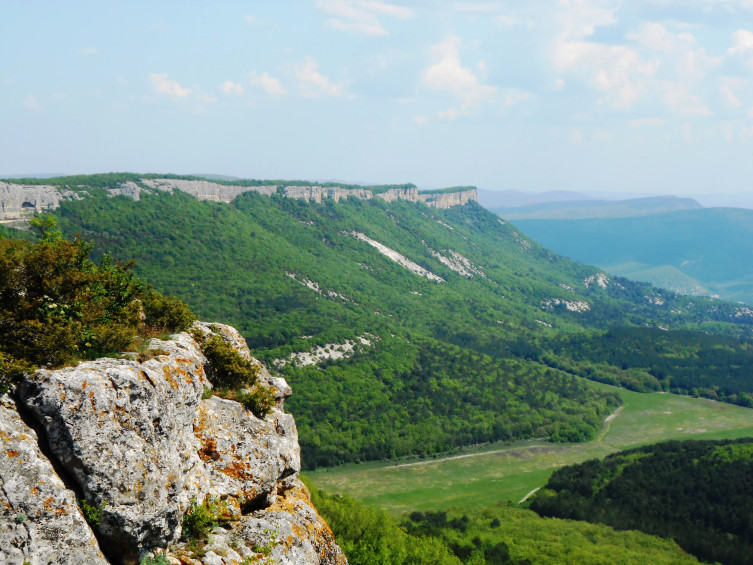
(308, 384, 753, 515)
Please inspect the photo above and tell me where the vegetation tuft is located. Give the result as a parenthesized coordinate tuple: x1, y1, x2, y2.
(0, 215, 193, 392)
(192, 330, 274, 418)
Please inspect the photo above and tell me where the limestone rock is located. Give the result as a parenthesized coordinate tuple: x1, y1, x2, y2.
(5, 322, 345, 564)
(0, 181, 83, 222)
(16, 332, 211, 562)
(0, 395, 107, 565)
(167, 480, 347, 565)
(194, 396, 300, 507)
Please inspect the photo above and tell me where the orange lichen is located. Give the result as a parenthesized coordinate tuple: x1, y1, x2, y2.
(6, 449, 19, 458)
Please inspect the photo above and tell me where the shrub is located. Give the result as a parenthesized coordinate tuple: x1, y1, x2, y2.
(142, 287, 194, 334)
(0, 222, 195, 378)
(199, 334, 259, 389)
(236, 385, 276, 418)
(0, 352, 35, 394)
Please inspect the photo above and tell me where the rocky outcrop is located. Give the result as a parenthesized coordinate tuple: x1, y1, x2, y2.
(0, 177, 477, 223)
(0, 181, 83, 222)
(1, 323, 347, 565)
(283, 185, 373, 203)
(141, 179, 278, 203)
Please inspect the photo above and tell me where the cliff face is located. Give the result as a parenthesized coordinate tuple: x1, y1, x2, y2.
(0, 178, 477, 223)
(0, 322, 347, 565)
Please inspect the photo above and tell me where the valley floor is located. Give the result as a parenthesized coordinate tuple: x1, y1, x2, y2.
(308, 384, 753, 515)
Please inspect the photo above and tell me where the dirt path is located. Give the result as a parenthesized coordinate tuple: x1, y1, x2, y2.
(518, 487, 541, 504)
(596, 406, 624, 442)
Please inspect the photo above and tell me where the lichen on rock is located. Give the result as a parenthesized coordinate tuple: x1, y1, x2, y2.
(1, 322, 346, 565)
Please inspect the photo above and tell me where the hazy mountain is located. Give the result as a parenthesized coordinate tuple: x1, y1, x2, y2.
(492, 195, 702, 220)
(513, 207, 753, 304)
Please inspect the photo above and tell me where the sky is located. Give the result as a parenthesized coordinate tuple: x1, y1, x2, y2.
(2, 0, 753, 196)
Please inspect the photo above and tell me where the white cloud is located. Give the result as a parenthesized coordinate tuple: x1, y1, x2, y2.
(23, 94, 41, 111)
(438, 108, 460, 120)
(244, 15, 256, 25)
(720, 81, 741, 106)
(629, 117, 666, 127)
(423, 36, 496, 116)
(413, 115, 428, 125)
(728, 29, 753, 54)
(219, 80, 245, 96)
(629, 22, 677, 52)
(295, 57, 344, 98)
(554, 41, 658, 108)
(553, 2, 657, 109)
(249, 72, 286, 96)
(503, 89, 535, 107)
(662, 81, 713, 116)
(316, 0, 413, 36)
(570, 129, 583, 142)
(149, 73, 191, 98)
(77, 47, 99, 56)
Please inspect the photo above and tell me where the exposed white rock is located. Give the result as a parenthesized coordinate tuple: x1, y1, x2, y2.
(285, 272, 350, 302)
(141, 179, 278, 202)
(0, 178, 477, 225)
(274, 336, 373, 368)
(350, 231, 445, 282)
(427, 247, 485, 278)
(0, 181, 84, 222)
(536, 320, 553, 327)
(107, 181, 144, 200)
(645, 295, 665, 306)
(541, 298, 591, 313)
(584, 273, 610, 289)
(559, 283, 575, 293)
(284, 185, 373, 203)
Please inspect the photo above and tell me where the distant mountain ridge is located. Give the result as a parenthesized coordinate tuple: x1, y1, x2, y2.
(490, 195, 702, 220)
(513, 207, 753, 304)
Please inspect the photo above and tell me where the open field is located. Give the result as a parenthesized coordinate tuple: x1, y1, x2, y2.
(307, 385, 753, 515)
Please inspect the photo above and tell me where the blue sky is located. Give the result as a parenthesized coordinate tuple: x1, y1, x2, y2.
(2, 0, 753, 195)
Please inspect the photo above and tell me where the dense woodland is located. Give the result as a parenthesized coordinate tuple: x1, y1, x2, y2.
(530, 438, 753, 565)
(4, 174, 743, 467)
(307, 479, 700, 564)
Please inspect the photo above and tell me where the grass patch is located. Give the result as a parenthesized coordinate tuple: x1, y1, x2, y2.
(308, 384, 753, 515)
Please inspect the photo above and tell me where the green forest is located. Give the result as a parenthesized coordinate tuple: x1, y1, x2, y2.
(307, 479, 701, 564)
(3, 173, 745, 468)
(530, 438, 753, 565)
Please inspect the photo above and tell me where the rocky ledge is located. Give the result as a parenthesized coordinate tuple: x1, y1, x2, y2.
(0, 322, 347, 565)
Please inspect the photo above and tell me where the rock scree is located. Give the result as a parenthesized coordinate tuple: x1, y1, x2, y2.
(1, 322, 347, 565)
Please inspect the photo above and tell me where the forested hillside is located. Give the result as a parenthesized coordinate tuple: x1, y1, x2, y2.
(530, 438, 753, 565)
(6, 174, 753, 468)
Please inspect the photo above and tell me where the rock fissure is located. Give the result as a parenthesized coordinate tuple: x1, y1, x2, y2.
(13, 390, 118, 564)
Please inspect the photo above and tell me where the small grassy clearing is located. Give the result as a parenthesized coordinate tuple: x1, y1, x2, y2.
(308, 385, 753, 515)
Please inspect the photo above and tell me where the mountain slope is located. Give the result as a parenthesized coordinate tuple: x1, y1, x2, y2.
(513, 208, 753, 304)
(5, 174, 753, 468)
